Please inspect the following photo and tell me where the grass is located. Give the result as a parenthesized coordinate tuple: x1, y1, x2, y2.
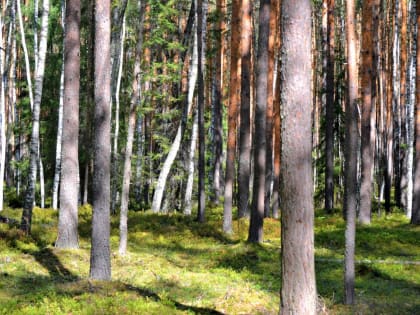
(0, 205, 419, 314)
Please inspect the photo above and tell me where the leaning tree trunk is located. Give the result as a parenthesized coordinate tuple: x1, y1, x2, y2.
(223, 0, 240, 234)
(344, 0, 359, 304)
(89, 0, 111, 280)
(280, 0, 317, 313)
(21, 0, 50, 233)
(248, 0, 269, 243)
(184, 109, 198, 215)
(119, 0, 145, 256)
(56, 0, 80, 249)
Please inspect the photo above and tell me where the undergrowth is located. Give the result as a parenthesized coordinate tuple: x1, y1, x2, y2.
(0, 206, 419, 314)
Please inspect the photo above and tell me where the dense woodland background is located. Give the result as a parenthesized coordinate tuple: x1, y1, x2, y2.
(0, 0, 420, 314)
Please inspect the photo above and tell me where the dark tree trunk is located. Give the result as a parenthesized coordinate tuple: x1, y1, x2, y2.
(248, 0, 269, 243)
(359, 0, 374, 224)
(197, 0, 207, 223)
(411, 0, 420, 225)
(324, 0, 335, 212)
(237, 0, 252, 219)
(90, 0, 111, 280)
(56, 0, 81, 249)
(280, 0, 317, 313)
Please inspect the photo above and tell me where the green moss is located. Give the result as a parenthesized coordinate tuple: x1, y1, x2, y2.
(0, 206, 419, 314)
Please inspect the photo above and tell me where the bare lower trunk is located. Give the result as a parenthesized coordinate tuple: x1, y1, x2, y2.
(280, 0, 317, 312)
(21, 0, 49, 233)
(184, 110, 198, 215)
(344, 0, 359, 304)
(90, 0, 111, 280)
(119, 0, 144, 256)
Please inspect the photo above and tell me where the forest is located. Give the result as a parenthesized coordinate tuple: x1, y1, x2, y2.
(0, 0, 419, 314)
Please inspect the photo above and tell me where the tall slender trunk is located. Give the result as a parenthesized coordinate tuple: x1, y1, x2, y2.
(359, 0, 374, 224)
(211, 0, 224, 205)
(324, 0, 335, 212)
(280, 0, 316, 312)
(56, 0, 80, 249)
(271, 0, 281, 220)
(16, 0, 33, 110)
(248, 0, 269, 243)
(264, 0, 276, 218)
(21, 0, 49, 233)
(237, 0, 252, 219)
(119, 0, 145, 256)
(406, 0, 416, 219)
(400, 0, 409, 209)
(184, 109, 198, 215)
(0, 3, 7, 211)
(196, 0, 208, 223)
(52, 0, 65, 211)
(90, 0, 111, 280)
(150, 3, 196, 213)
(411, 0, 420, 225)
(344, 0, 359, 304)
(223, 0, 240, 233)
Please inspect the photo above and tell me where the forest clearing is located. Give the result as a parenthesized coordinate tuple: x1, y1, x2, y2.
(0, 206, 419, 314)
(2, 0, 420, 313)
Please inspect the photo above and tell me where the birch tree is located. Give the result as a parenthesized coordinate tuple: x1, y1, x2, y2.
(21, 0, 50, 233)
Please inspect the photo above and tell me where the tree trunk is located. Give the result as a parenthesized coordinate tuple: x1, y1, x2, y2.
(184, 109, 198, 215)
(248, 0, 269, 243)
(90, 0, 111, 280)
(280, 0, 317, 313)
(411, 0, 420, 225)
(211, 0, 224, 205)
(324, 0, 335, 212)
(359, 0, 374, 224)
(196, 0, 208, 223)
(20, 0, 49, 233)
(119, 0, 145, 256)
(344, 0, 359, 304)
(0, 6, 6, 211)
(56, 0, 80, 249)
(264, 0, 276, 218)
(237, 0, 252, 219)
(223, 0, 240, 234)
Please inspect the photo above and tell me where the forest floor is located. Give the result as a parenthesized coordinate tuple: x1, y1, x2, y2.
(0, 205, 419, 314)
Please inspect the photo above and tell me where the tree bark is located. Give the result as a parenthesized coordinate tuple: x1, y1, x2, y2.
(359, 0, 374, 224)
(237, 0, 252, 219)
(223, 0, 240, 234)
(248, 0, 269, 243)
(280, 0, 317, 313)
(56, 0, 80, 249)
(344, 0, 359, 304)
(411, 0, 420, 225)
(324, 0, 335, 212)
(20, 0, 49, 233)
(196, 0, 208, 223)
(119, 0, 145, 256)
(90, 0, 111, 280)
(184, 109, 198, 215)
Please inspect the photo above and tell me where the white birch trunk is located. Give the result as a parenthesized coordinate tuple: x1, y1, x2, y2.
(151, 26, 198, 213)
(0, 10, 6, 211)
(52, 0, 65, 210)
(184, 109, 198, 215)
(34, 0, 39, 72)
(16, 0, 34, 110)
(119, 0, 144, 256)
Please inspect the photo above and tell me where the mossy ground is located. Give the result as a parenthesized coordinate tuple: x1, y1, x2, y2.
(0, 205, 419, 314)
